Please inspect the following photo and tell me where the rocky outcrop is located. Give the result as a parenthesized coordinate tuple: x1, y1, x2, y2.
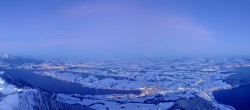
(17, 90, 92, 110)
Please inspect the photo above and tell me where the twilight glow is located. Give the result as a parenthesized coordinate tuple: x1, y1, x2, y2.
(0, 0, 250, 57)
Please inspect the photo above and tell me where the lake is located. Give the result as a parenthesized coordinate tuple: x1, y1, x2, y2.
(213, 67, 250, 110)
(0, 68, 141, 95)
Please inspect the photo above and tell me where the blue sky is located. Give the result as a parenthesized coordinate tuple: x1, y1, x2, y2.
(0, 0, 250, 57)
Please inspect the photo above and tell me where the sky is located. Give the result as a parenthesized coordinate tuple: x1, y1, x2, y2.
(0, 0, 250, 57)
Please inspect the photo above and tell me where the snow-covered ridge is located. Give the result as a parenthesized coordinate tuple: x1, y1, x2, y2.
(0, 77, 21, 110)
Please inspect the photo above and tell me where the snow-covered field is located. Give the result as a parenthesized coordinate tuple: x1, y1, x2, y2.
(0, 56, 249, 110)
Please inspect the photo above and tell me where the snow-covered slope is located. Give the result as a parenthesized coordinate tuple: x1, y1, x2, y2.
(1, 57, 249, 110)
(0, 73, 90, 110)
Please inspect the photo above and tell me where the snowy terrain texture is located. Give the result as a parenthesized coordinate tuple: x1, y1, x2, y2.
(0, 54, 249, 110)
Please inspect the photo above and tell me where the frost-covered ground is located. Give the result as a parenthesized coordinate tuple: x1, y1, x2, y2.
(0, 75, 21, 110)
(0, 55, 250, 110)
